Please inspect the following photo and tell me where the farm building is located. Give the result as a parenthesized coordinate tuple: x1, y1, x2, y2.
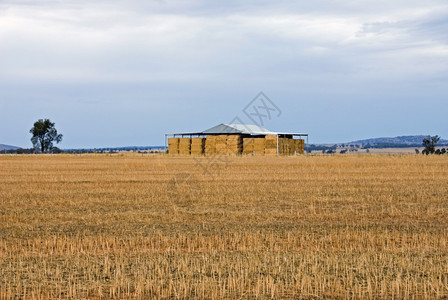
(166, 123, 308, 156)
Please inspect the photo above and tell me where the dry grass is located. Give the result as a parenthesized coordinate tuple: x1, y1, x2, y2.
(0, 154, 447, 299)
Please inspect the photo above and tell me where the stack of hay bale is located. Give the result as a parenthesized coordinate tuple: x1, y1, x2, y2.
(190, 137, 205, 155)
(277, 137, 286, 155)
(288, 138, 295, 155)
(226, 135, 243, 155)
(214, 135, 228, 155)
(294, 139, 305, 154)
(243, 138, 254, 155)
(168, 135, 304, 156)
(253, 138, 265, 156)
(278, 137, 294, 156)
(205, 135, 216, 155)
(178, 138, 191, 155)
(276, 137, 305, 155)
(265, 135, 277, 156)
(168, 138, 179, 155)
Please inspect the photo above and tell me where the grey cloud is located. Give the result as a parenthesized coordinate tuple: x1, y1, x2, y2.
(0, 0, 447, 147)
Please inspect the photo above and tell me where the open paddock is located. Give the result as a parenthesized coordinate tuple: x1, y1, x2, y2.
(1, 154, 447, 298)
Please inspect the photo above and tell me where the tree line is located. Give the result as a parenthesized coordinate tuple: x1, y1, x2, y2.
(1, 119, 447, 155)
(418, 135, 446, 155)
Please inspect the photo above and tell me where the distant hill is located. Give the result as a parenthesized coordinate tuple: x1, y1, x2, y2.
(348, 135, 448, 147)
(63, 146, 166, 153)
(0, 144, 20, 151)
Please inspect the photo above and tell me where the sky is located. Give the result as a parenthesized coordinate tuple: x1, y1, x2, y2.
(0, 0, 447, 148)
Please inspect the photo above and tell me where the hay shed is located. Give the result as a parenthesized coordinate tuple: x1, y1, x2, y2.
(165, 123, 308, 156)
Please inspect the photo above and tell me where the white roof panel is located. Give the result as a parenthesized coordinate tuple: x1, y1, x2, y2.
(202, 123, 275, 135)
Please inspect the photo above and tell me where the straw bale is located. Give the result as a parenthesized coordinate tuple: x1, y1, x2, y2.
(253, 138, 265, 155)
(168, 137, 179, 145)
(168, 146, 179, 155)
(265, 140, 276, 149)
(243, 138, 254, 153)
(205, 136, 216, 152)
(177, 138, 191, 155)
(288, 139, 295, 155)
(178, 150, 190, 155)
(294, 139, 305, 154)
(227, 134, 242, 141)
(254, 138, 265, 146)
(253, 139, 265, 149)
(190, 150, 204, 155)
(179, 138, 191, 144)
(265, 149, 277, 156)
(277, 137, 289, 155)
(215, 135, 227, 143)
(243, 138, 254, 145)
(168, 138, 179, 155)
(191, 138, 205, 155)
(191, 137, 205, 144)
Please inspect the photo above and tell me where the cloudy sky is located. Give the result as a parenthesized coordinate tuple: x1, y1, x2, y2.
(1, 0, 447, 148)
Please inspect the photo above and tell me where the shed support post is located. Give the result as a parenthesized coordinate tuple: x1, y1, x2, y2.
(165, 134, 167, 154)
(276, 134, 279, 156)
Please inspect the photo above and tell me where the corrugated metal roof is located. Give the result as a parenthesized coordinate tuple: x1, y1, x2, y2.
(202, 123, 275, 135)
(166, 123, 308, 137)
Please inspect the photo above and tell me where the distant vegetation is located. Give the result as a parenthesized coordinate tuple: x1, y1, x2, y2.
(421, 135, 446, 155)
(0, 146, 166, 154)
(0, 144, 19, 151)
(305, 135, 448, 154)
(64, 146, 166, 154)
(3, 132, 448, 155)
(30, 119, 63, 153)
(350, 135, 448, 147)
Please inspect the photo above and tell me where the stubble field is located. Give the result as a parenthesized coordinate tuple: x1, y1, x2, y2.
(0, 154, 447, 299)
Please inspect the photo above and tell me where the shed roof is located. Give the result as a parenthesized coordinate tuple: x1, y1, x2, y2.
(202, 123, 275, 135)
(166, 123, 308, 137)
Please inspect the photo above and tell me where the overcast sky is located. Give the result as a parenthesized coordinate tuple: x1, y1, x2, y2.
(1, 0, 447, 148)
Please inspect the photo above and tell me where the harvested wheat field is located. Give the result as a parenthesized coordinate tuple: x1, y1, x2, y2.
(1, 154, 448, 299)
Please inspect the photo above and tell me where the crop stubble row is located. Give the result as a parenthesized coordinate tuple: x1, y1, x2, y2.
(0, 154, 447, 298)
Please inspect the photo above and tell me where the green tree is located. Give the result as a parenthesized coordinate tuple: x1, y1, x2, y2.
(421, 135, 440, 155)
(30, 119, 63, 153)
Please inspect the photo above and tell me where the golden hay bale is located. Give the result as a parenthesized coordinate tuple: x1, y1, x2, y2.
(205, 136, 216, 154)
(168, 138, 180, 155)
(191, 137, 205, 145)
(243, 147, 254, 153)
(177, 138, 191, 155)
(243, 138, 254, 145)
(294, 139, 305, 154)
(243, 138, 255, 153)
(179, 138, 191, 145)
(168, 138, 179, 145)
(265, 139, 276, 149)
(254, 138, 265, 150)
(265, 149, 277, 156)
(168, 146, 179, 155)
(227, 134, 242, 140)
(288, 139, 295, 155)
